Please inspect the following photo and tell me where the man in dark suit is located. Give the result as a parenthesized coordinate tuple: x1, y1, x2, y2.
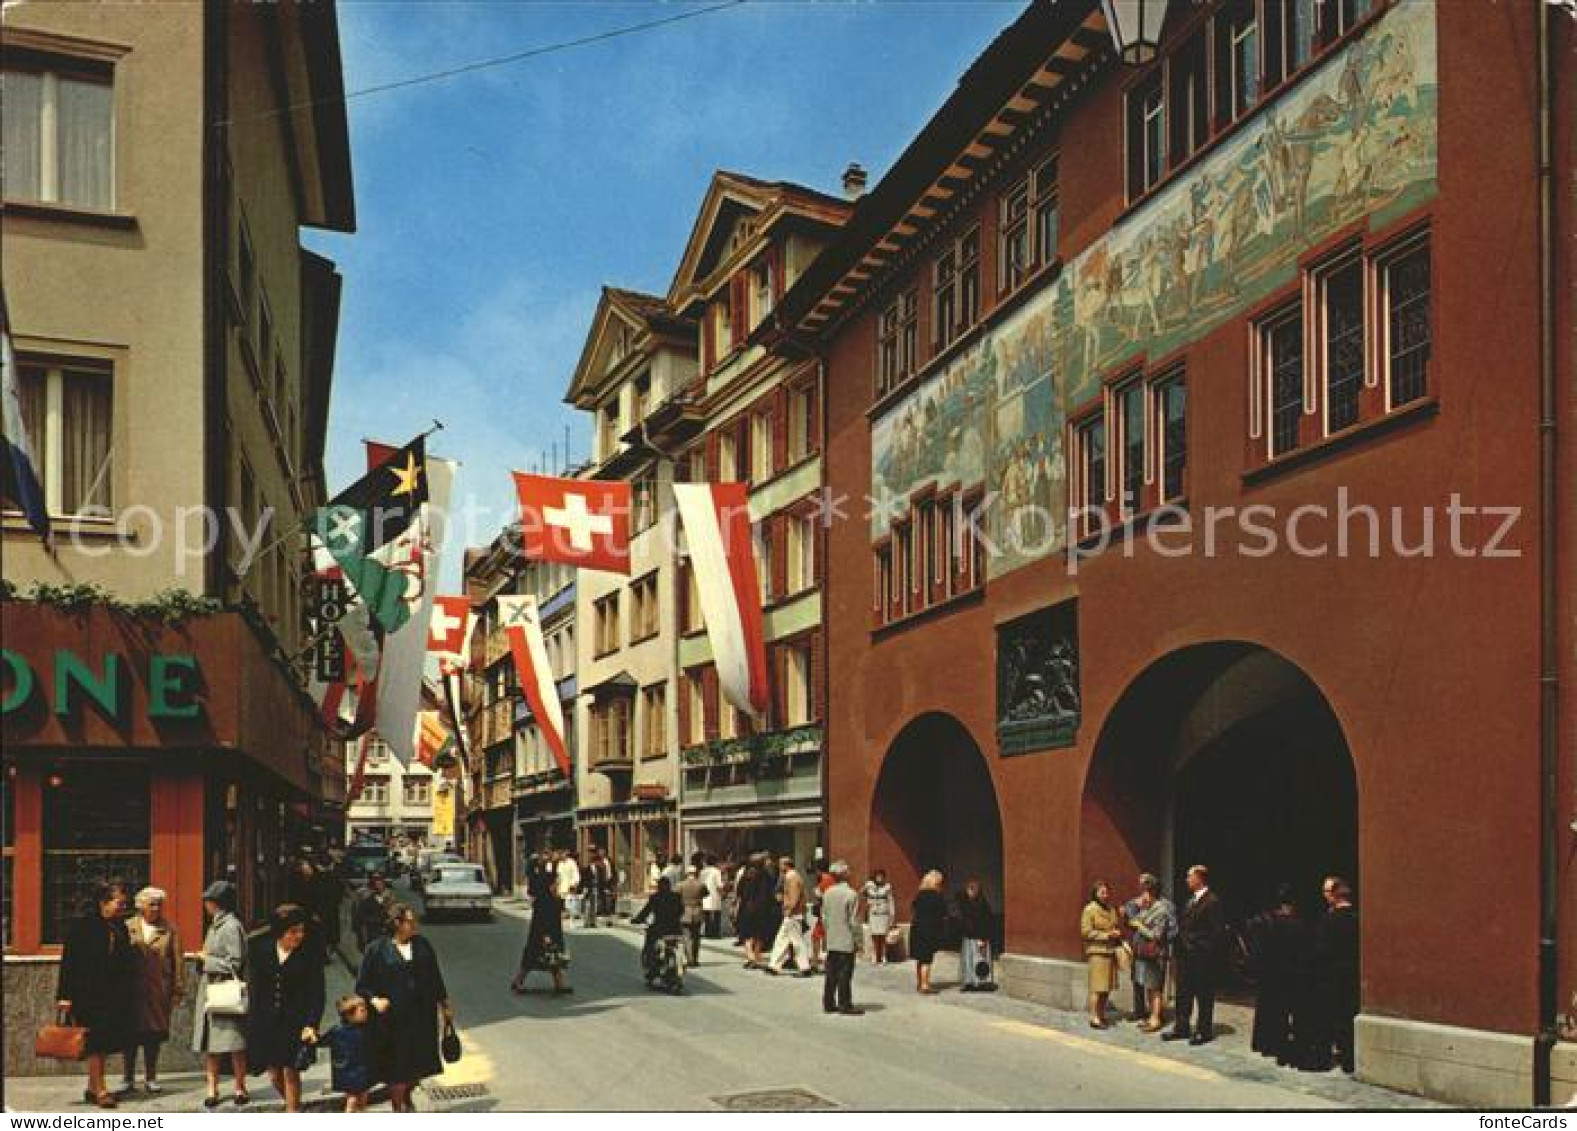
(1304, 875, 1360, 1073)
(1163, 863, 1227, 1046)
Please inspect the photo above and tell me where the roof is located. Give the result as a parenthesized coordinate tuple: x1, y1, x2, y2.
(282, 1, 357, 232)
(563, 286, 697, 408)
(777, 0, 1100, 335)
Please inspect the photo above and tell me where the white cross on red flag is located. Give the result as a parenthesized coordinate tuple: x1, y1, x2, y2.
(426, 594, 473, 667)
(512, 473, 631, 574)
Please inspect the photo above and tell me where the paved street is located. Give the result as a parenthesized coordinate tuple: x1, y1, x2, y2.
(422, 897, 1437, 1112)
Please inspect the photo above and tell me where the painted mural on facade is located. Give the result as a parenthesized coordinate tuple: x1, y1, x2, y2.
(870, 0, 1438, 579)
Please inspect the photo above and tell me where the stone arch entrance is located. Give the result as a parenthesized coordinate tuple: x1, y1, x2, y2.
(869, 712, 1004, 921)
(1082, 642, 1358, 928)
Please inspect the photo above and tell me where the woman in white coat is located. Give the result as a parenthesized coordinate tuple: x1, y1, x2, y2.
(191, 881, 250, 1108)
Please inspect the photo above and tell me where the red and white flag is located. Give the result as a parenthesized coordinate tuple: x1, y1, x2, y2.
(512, 473, 630, 574)
(673, 482, 769, 718)
(427, 594, 474, 669)
(496, 595, 571, 776)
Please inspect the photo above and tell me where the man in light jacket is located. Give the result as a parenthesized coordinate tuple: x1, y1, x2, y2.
(767, 858, 812, 975)
(699, 855, 725, 939)
(677, 867, 707, 966)
(819, 862, 862, 1015)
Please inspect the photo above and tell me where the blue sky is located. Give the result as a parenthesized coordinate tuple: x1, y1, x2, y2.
(305, 0, 1021, 577)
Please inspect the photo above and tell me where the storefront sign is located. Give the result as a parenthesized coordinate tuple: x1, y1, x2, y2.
(1, 648, 203, 721)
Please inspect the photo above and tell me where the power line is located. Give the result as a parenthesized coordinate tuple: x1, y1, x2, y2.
(217, 0, 748, 129)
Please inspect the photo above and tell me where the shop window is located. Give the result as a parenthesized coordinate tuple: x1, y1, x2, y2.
(41, 763, 149, 944)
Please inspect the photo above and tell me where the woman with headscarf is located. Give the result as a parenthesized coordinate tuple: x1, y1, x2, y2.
(120, 886, 182, 1095)
(56, 881, 135, 1108)
(192, 880, 250, 1108)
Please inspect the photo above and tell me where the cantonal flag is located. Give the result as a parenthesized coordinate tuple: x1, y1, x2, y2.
(512, 472, 630, 575)
(495, 594, 570, 777)
(673, 482, 769, 719)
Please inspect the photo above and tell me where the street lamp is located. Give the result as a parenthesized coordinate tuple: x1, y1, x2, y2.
(1101, 0, 1170, 64)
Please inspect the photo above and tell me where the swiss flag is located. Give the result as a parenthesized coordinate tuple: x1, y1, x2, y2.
(513, 473, 631, 574)
(427, 594, 473, 661)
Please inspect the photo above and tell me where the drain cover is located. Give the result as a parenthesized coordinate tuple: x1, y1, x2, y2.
(427, 1083, 490, 1102)
(711, 1087, 839, 1112)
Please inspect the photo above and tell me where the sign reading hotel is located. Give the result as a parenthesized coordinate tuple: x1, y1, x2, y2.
(870, 0, 1439, 579)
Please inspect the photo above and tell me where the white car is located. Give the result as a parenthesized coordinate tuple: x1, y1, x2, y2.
(422, 864, 493, 920)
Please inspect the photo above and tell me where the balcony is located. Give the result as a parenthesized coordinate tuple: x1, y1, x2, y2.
(681, 724, 822, 772)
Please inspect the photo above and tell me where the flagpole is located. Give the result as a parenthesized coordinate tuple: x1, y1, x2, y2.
(239, 420, 447, 581)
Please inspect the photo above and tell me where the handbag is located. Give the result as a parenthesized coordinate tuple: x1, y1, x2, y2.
(440, 1018, 462, 1064)
(1135, 936, 1161, 961)
(204, 960, 249, 1017)
(35, 1009, 88, 1061)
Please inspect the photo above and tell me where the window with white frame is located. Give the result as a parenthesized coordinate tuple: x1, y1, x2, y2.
(750, 413, 773, 483)
(1033, 156, 1059, 266)
(1, 59, 114, 210)
(786, 512, 815, 595)
(685, 671, 705, 745)
(999, 177, 1031, 296)
(1317, 253, 1366, 435)
(629, 573, 659, 643)
(361, 777, 389, 806)
(1074, 413, 1106, 537)
(784, 642, 812, 726)
(787, 385, 813, 462)
(718, 431, 737, 481)
(1380, 234, 1432, 408)
(1155, 375, 1188, 503)
(640, 683, 666, 760)
(1127, 74, 1166, 199)
(402, 778, 430, 807)
(1117, 381, 1146, 517)
(594, 592, 621, 655)
(633, 472, 657, 533)
(1260, 303, 1306, 459)
(5, 357, 113, 518)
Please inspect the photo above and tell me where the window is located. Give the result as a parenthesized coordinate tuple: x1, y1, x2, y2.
(629, 573, 659, 643)
(1075, 414, 1107, 536)
(679, 558, 704, 634)
(933, 228, 980, 351)
(591, 698, 632, 765)
(786, 513, 815, 595)
(1, 61, 114, 209)
(598, 402, 619, 461)
(1033, 156, 1059, 266)
(752, 256, 775, 325)
(1320, 0, 1373, 46)
(750, 412, 774, 483)
(999, 177, 1031, 296)
(4, 358, 113, 518)
(360, 776, 389, 806)
(640, 684, 667, 760)
(1318, 256, 1365, 434)
(876, 290, 918, 398)
(1117, 382, 1146, 517)
(403, 778, 430, 807)
(632, 373, 650, 423)
(784, 642, 813, 726)
(1215, 0, 1260, 125)
(874, 544, 895, 618)
(933, 248, 957, 351)
(756, 522, 773, 604)
(959, 227, 981, 333)
(1262, 304, 1306, 458)
(1264, 0, 1318, 88)
(1156, 376, 1188, 503)
(1127, 75, 1165, 199)
(714, 298, 733, 360)
(787, 385, 814, 462)
(1168, 31, 1209, 167)
(367, 739, 390, 764)
(718, 431, 737, 481)
(633, 473, 657, 533)
(685, 672, 706, 745)
(594, 592, 621, 656)
(1382, 237, 1432, 407)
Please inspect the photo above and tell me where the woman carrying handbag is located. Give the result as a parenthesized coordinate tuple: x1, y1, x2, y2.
(54, 882, 135, 1108)
(191, 881, 250, 1108)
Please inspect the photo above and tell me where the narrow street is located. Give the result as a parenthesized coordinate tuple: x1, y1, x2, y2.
(421, 899, 1435, 1112)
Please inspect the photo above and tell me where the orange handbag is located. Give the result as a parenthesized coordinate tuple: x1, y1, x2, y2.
(35, 1010, 88, 1061)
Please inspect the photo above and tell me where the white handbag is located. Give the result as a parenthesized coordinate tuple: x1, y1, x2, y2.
(205, 959, 249, 1016)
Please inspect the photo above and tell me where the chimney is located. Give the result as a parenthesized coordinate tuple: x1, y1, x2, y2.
(842, 162, 868, 201)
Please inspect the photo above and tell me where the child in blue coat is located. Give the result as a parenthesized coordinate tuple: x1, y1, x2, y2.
(322, 994, 376, 1111)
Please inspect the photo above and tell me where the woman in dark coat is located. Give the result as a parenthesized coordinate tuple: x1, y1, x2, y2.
(357, 903, 454, 1112)
(734, 860, 770, 969)
(512, 860, 570, 994)
(246, 904, 325, 1111)
(56, 882, 135, 1108)
(909, 869, 948, 995)
(1246, 884, 1307, 1066)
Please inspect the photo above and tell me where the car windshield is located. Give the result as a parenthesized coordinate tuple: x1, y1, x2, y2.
(436, 867, 483, 884)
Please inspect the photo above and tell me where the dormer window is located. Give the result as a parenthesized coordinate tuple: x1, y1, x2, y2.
(598, 401, 620, 461)
(730, 218, 758, 255)
(752, 256, 775, 325)
(633, 373, 651, 423)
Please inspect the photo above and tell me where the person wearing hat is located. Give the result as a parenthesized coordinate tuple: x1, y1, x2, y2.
(192, 880, 250, 1108)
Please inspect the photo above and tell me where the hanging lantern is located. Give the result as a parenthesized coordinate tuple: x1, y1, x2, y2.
(1101, 0, 1170, 64)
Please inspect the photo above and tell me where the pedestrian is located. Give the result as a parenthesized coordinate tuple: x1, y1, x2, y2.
(1081, 881, 1123, 1027)
(357, 904, 456, 1112)
(808, 864, 836, 974)
(1246, 883, 1306, 1065)
(909, 870, 948, 995)
(766, 857, 813, 976)
(1120, 882, 1148, 1022)
(1304, 876, 1360, 1073)
(354, 873, 393, 953)
(734, 860, 767, 967)
(320, 994, 376, 1112)
(861, 869, 895, 963)
(246, 904, 325, 1112)
(662, 851, 685, 891)
(678, 865, 706, 967)
(315, 862, 345, 958)
(1163, 864, 1227, 1046)
(512, 861, 571, 995)
(820, 862, 863, 1015)
(556, 850, 581, 910)
(956, 878, 997, 993)
(633, 876, 685, 984)
(192, 880, 250, 1109)
(56, 881, 135, 1109)
(120, 886, 182, 1095)
(1127, 873, 1177, 1033)
(700, 854, 725, 939)
(582, 849, 611, 928)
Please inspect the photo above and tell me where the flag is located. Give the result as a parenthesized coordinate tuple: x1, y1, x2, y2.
(305, 543, 382, 741)
(374, 453, 455, 767)
(0, 287, 49, 541)
(512, 472, 631, 574)
(309, 505, 411, 635)
(496, 594, 570, 776)
(674, 482, 769, 718)
(440, 665, 471, 773)
(346, 735, 371, 805)
(333, 434, 428, 549)
(427, 595, 474, 666)
(416, 709, 455, 769)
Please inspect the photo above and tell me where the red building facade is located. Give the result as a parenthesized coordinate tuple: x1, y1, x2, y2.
(773, 0, 1574, 1106)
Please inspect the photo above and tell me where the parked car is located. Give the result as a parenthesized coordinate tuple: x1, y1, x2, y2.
(414, 851, 465, 893)
(344, 844, 391, 882)
(422, 864, 493, 920)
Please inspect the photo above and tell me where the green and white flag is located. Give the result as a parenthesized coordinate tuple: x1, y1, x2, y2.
(310, 504, 412, 635)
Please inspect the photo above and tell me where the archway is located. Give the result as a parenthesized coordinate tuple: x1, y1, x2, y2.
(869, 712, 1004, 930)
(1082, 643, 1358, 931)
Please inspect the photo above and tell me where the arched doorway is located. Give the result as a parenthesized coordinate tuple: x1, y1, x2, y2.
(1082, 643, 1357, 930)
(869, 712, 1004, 919)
